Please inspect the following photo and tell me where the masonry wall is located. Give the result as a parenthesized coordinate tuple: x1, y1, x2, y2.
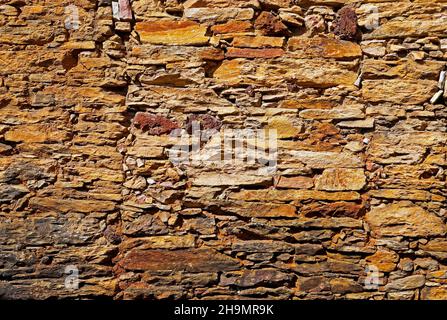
(0, 0, 446, 300)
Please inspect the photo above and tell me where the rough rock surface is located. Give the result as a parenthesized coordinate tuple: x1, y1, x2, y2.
(0, 0, 447, 300)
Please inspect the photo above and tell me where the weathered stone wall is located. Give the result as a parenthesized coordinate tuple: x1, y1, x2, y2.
(0, 0, 446, 300)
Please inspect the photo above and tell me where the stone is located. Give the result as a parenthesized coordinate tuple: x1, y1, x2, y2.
(184, 8, 254, 23)
(315, 169, 366, 191)
(123, 176, 147, 190)
(62, 41, 96, 50)
(133, 113, 179, 135)
(0, 184, 28, 203)
(182, 0, 260, 8)
(213, 58, 358, 87)
(333, 6, 358, 40)
(420, 240, 447, 260)
(211, 20, 252, 34)
(288, 37, 362, 59)
(1, 162, 50, 183)
(301, 202, 364, 218)
(4, 124, 70, 143)
(421, 287, 447, 300)
(362, 80, 438, 104)
(385, 275, 425, 291)
(29, 197, 116, 213)
(365, 249, 399, 272)
(223, 202, 297, 218)
(304, 14, 325, 36)
(184, 114, 222, 134)
(254, 11, 290, 36)
(387, 291, 415, 300)
(278, 9, 303, 27)
(260, 0, 291, 9)
(362, 59, 444, 81)
(337, 118, 374, 129)
(229, 189, 360, 202)
(232, 240, 294, 253)
(232, 35, 284, 48)
(368, 189, 444, 202)
(296, 277, 330, 293)
(121, 235, 196, 250)
(192, 173, 271, 187)
(103, 227, 122, 245)
(364, 19, 447, 40)
(361, 40, 386, 57)
(365, 202, 447, 238)
(122, 215, 169, 236)
(182, 217, 216, 235)
(2, 0, 446, 301)
(119, 249, 240, 272)
(266, 116, 301, 138)
(420, 240, 447, 253)
(299, 106, 364, 120)
(329, 278, 363, 294)
(115, 22, 132, 32)
(135, 21, 209, 45)
(0, 143, 12, 154)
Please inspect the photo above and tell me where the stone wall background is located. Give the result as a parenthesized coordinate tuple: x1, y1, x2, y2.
(0, 0, 446, 300)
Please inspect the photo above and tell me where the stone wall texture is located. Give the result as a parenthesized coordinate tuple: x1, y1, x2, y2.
(1, 0, 447, 300)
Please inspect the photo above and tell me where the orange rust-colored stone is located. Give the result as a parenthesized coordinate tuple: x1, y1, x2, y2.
(211, 20, 252, 34)
(333, 6, 358, 40)
(133, 112, 179, 135)
(226, 47, 285, 58)
(287, 36, 362, 59)
(135, 20, 209, 45)
(254, 11, 290, 36)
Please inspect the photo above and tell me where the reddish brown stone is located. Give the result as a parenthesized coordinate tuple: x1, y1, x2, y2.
(226, 47, 284, 58)
(135, 20, 208, 45)
(211, 20, 252, 34)
(301, 201, 365, 218)
(333, 6, 358, 41)
(103, 226, 121, 245)
(133, 112, 179, 135)
(254, 11, 290, 36)
(276, 176, 314, 189)
(185, 114, 222, 134)
(199, 47, 225, 61)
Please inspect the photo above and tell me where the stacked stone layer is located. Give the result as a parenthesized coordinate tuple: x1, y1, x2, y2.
(0, 0, 447, 300)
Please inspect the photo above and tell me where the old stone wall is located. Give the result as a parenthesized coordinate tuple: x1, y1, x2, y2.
(0, 0, 446, 300)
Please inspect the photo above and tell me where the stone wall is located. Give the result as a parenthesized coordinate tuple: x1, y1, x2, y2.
(0, 0, 446, 300)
